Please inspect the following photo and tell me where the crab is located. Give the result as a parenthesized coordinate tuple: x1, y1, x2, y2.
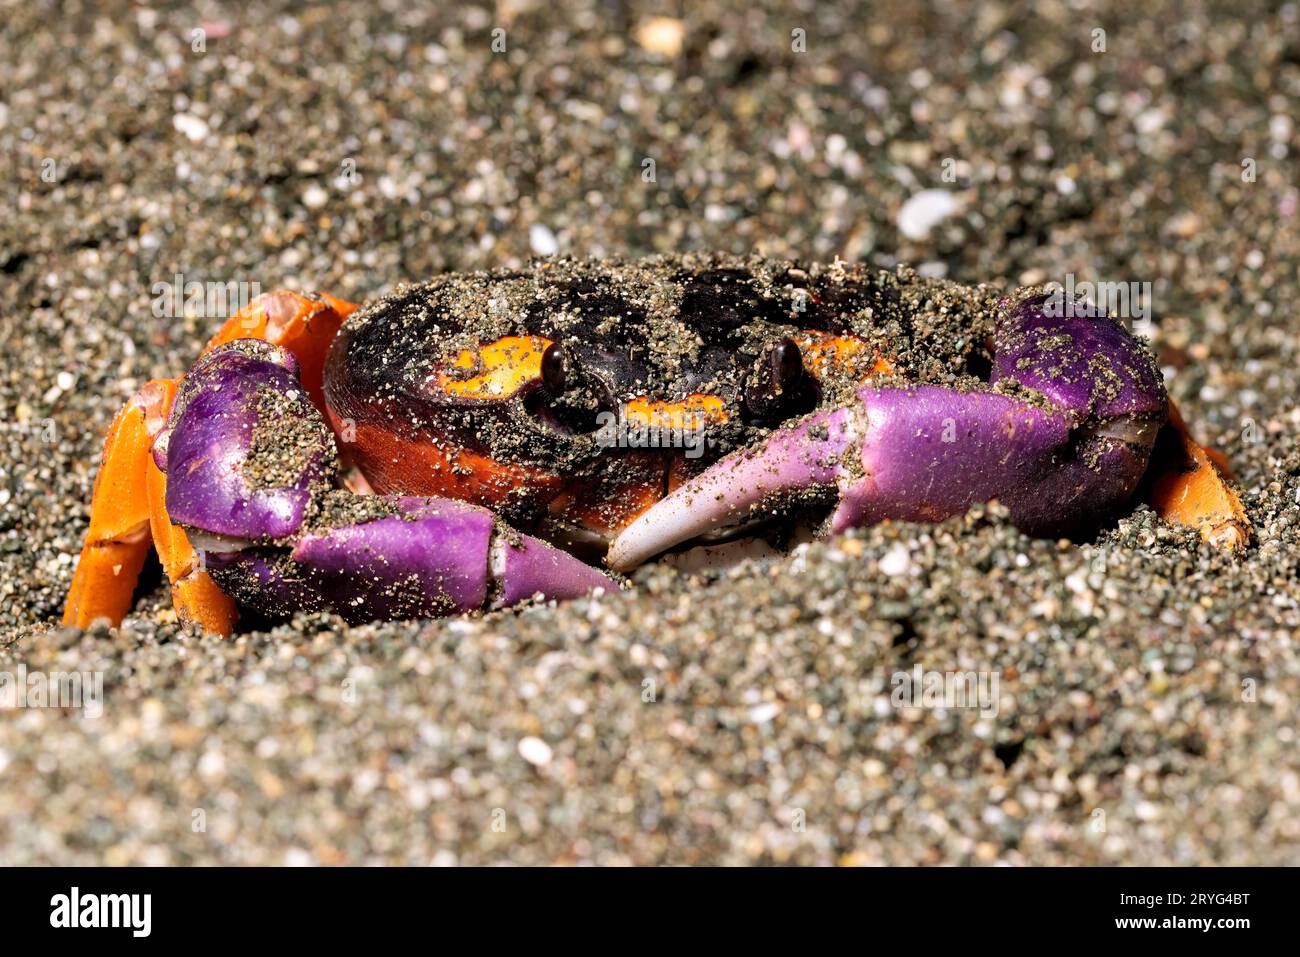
(63, 257, 1249, 636)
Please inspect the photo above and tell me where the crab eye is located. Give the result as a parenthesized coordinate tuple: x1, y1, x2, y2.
(744, 336, 805, 418)
(541, 341, 567, 396)
(528, 341, 605, 435)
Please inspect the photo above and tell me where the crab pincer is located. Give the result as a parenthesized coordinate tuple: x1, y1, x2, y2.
(157, 340, 611, 625)
(607, 293, 1169, 570)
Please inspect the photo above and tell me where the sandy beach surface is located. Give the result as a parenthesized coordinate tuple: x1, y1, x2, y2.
(1, 0, 1298, 864)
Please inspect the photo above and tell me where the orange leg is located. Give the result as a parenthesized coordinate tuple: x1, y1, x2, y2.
(64, 291, 357, 635)
(145, 459, 238, 634)
(62, 385, 159, 629)
(63, 378, 237, 633)
(1147, 400, 1250, 549)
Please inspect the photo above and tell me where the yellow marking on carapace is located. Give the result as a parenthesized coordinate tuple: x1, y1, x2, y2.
(437, 336, 554, 400)
(795, 331, 892, 380)
(1149, 400, 1250, 549)
(624, 394, 730, 431)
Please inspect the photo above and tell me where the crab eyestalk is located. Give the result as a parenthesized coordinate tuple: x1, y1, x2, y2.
(743, 336, 806, 419)
(606, 294, 1168, 571)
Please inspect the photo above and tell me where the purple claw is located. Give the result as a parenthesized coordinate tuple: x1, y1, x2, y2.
(162, 341, 333, 542)
(494, 531, 614, 609)
(291, 498, 495, 620)
(992, 292, 1165, 420)
(168, 339, 613, 624)
(607, 294, 1167, 570)
(604, 406, 862, 571)
(208, 496, 612, 625)
(205, 549, 326, 617)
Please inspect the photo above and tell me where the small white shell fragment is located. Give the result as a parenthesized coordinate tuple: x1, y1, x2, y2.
(529, 224, 559, 257)
(518, 736, 553, 767)
(748, 702, 780, 724)
(636, 17, 684, 57)
(302, 185, 329, 210)
(172, 113, 210, 142)
(878, 543, 913, 577)
(897, 189, 960, 240)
